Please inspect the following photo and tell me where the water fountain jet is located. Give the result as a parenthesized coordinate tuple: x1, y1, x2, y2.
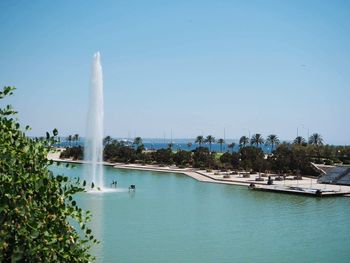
(84, 52, 104, 190)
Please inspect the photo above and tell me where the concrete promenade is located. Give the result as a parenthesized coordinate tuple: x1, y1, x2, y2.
(113, 163, 350, 196)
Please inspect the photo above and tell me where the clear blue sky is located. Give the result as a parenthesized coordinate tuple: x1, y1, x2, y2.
(0, 0, 349, 144)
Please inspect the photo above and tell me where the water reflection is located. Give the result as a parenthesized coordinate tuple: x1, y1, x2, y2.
(81, 193, 104, 262)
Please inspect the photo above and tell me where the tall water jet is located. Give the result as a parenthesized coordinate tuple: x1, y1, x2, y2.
(84, 52, 104, 190)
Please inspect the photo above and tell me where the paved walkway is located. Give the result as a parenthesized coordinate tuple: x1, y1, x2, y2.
(113, 164, 350, 194)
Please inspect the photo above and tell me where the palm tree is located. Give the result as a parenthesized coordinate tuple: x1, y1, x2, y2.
(308, 133, 323, 146)
(66, 135, 72, 148)
(228, 143, 235, 153)
(309, 133, 323, 158)
(73, 134, 79, 146)
(195, 135, 204, 147)
(103, 135, 112, 146)
(250, 134, 264, 147)
(239, 136, 249, 148)
(133, 136, 143, 147)
(217, 138, 225, 152)
(293, 136, 306, 145)
(266, 134, 279, 152)
(187, 142, 193, 150)
(205, 135, 216, 152)
(168, 142, 174, 150)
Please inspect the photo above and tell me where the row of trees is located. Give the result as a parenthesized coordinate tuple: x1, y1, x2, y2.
(62, 135, 349, 175)
(61, 132, 324, 155)
(60, 146, 83, 160)
(194, 133, 324, 153)
(65, 134, 80, 147)
(61, 132, 350, 167)
(219, 145, 318, 175)
(101, 141, 320, 175)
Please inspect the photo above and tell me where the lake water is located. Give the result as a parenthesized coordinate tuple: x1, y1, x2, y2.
(50, 164, 350, 263)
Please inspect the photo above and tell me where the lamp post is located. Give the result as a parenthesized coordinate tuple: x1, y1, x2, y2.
(223, 127, 227, 152)
(297, 124, 305, 138)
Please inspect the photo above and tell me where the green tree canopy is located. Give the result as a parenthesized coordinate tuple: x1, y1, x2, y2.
(293, 136, 306, 145)
(239, 136, 249, 148)
(174, 150, 192, 166)
(103, 135, 112, 146)
(266, 134, 280, 152)
(133, 137, 143, 147)
(308, 133, 323, 146)
(239, 146, 265, 172)
(204, 135, 216, 152)
(0, 87, 96, 262)
(217, 138, 225, 152)
(250, 134, 264, 147)
(193, 147, 215, 168)
(153, 148, 173, 165)
(227, 143, 235, 153)
(219, 152, 232, 165)
(195, 135, 204, 147)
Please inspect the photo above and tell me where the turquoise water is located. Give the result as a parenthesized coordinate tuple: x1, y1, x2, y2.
(50, 164, 350, 263)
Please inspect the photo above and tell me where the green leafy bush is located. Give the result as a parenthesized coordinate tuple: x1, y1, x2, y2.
(60, 146, 84, 160)
(0, 87, 96, 262)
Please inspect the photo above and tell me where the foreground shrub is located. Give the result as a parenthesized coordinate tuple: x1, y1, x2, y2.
(0, 87, 96, 262)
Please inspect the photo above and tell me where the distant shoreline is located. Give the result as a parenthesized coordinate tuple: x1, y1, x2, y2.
(48, 151, 247, 186)
(47, 151, 350, 196)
